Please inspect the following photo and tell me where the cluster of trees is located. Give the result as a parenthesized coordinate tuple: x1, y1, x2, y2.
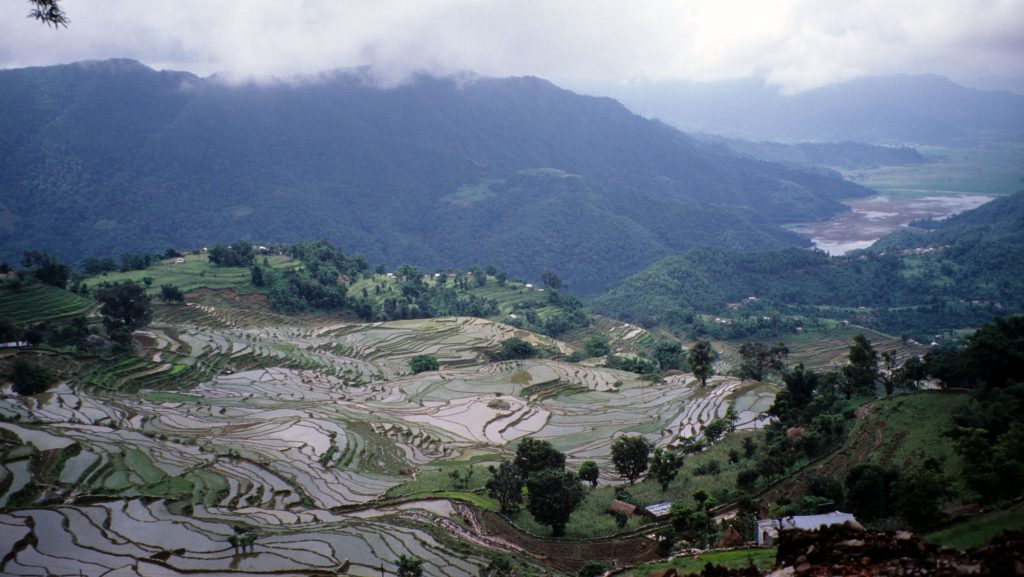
(208, 242, 257, 267)
(739, 318, 1023, 530)
(506, 289, 590, 338)
(609, 435, 685, 491)
(251, 241, 365, 312)
(485, 439, 585, 536)
(778, 460, 952, 531)
(19, 251, 70, 289)
(941, 317, 1024, 505)
(82, 248, 182, 275)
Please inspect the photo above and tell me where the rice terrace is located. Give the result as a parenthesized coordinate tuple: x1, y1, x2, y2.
(0, 258, 782, 576)
(3, 7, 1024, 573)
(2, 241, 1021, 576)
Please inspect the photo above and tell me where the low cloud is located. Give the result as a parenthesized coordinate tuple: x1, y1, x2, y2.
(1, 0, 1021, 91)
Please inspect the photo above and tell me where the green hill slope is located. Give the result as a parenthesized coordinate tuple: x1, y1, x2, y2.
(593, 192, 1024, 337)
(0, 59, 872, 293)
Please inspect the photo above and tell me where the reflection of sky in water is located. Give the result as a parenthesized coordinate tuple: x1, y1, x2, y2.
(860, 210, 899, 221)
(814, 239, 876, 254)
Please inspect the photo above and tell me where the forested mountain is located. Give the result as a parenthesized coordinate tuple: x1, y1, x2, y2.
(0, 59, 871, 293)
(597, 74, 1024, 144)
(593, 191, 1024, 337)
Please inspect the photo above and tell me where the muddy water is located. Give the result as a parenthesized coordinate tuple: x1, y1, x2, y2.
(788, 194, 994, 255)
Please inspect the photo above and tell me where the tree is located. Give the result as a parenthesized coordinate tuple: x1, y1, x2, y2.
(578, 561, 605, 577)
(409, 354, 439, 374)
(841, 335, 879, 398)
(649, 448, 684, 491)
(514, 438, 565, 476)
(498, 337, 536, 360)
(10, 359, 55, 396)
(896, 356, 927, 390)
(208, 242, 255, 267)
(701, 419, 728, 443)
(29, 0, 68, 27)
(578, 460, 600, 487)
(583, 336, 610, 358)
(687, 340, 714, 387)
(880, 350, 900, 396)
(160, 284, 185, 303)
(540, 270, 564, 290)
(610, 435, 652, 485)
(396, 555, 424, 577)
(893, 459, 950, 530)
(486, 460, 524, 513)
(737, 342, 789, 381)
(963, 316, 1024, 389)
(844, 463, 899, 521)
(525, 468, 585, 536)
(97, 281, 152, 334)
(742, 437, 757, 459)
(653, 341, 684, 371)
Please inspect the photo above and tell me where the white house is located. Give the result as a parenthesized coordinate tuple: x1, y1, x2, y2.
(756, 511, 859, 546)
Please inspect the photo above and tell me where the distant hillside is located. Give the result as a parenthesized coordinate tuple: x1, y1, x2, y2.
(695, 135, 928, 170)
(598, 75, 1024, 144)
(592, 192, 1024, 337)
(0, 60, 872, 293)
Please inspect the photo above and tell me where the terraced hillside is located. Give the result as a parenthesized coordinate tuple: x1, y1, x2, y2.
(0, 292, 778, 575)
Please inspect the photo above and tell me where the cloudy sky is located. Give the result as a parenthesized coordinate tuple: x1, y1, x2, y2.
(2, 0, 1022, 92)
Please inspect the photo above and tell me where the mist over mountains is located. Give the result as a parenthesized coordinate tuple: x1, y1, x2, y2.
(596, 74, 1024, 144)
(0, 59, 871, 292)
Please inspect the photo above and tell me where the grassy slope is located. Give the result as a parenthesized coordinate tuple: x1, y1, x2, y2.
(925, 501, 1024, 550)
(628, 547, 777, 577)
(506, 430, 768, 539)
(760, 390, 970, 506)
(93, 254, 301, 297)
(0, 283, 95, 325)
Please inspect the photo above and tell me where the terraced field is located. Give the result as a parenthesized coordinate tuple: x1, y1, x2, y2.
(0, 295, 778, 575)
(0, 284, 95, 325)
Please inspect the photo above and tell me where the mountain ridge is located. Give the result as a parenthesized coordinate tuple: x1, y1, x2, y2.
(1, 59, 870, 292)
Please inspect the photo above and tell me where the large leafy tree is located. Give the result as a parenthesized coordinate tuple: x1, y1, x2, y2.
(653, 341, 684, 371)
(409, 354, 439, 374)
(963, 316, 1024, 389)
(485, 460, 524, 514)
(97, 281, 152, 334)
(514, 438, 565, 476)
(687, 340, 715, 387)
(525, 468, 585, 536)
(844, 463, 899, 521)
(841, 335, 879, 398)
(649, 448, 684, 491)
(736, 342, 789, 381)
(610, 435, 652, 485)
(498, 337, 537, 360)
(578, 461, 600, 487)
(10, 359, 55, 396)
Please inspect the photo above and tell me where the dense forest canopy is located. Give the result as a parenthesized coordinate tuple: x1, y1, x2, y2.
(0, 59, 873, 293)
